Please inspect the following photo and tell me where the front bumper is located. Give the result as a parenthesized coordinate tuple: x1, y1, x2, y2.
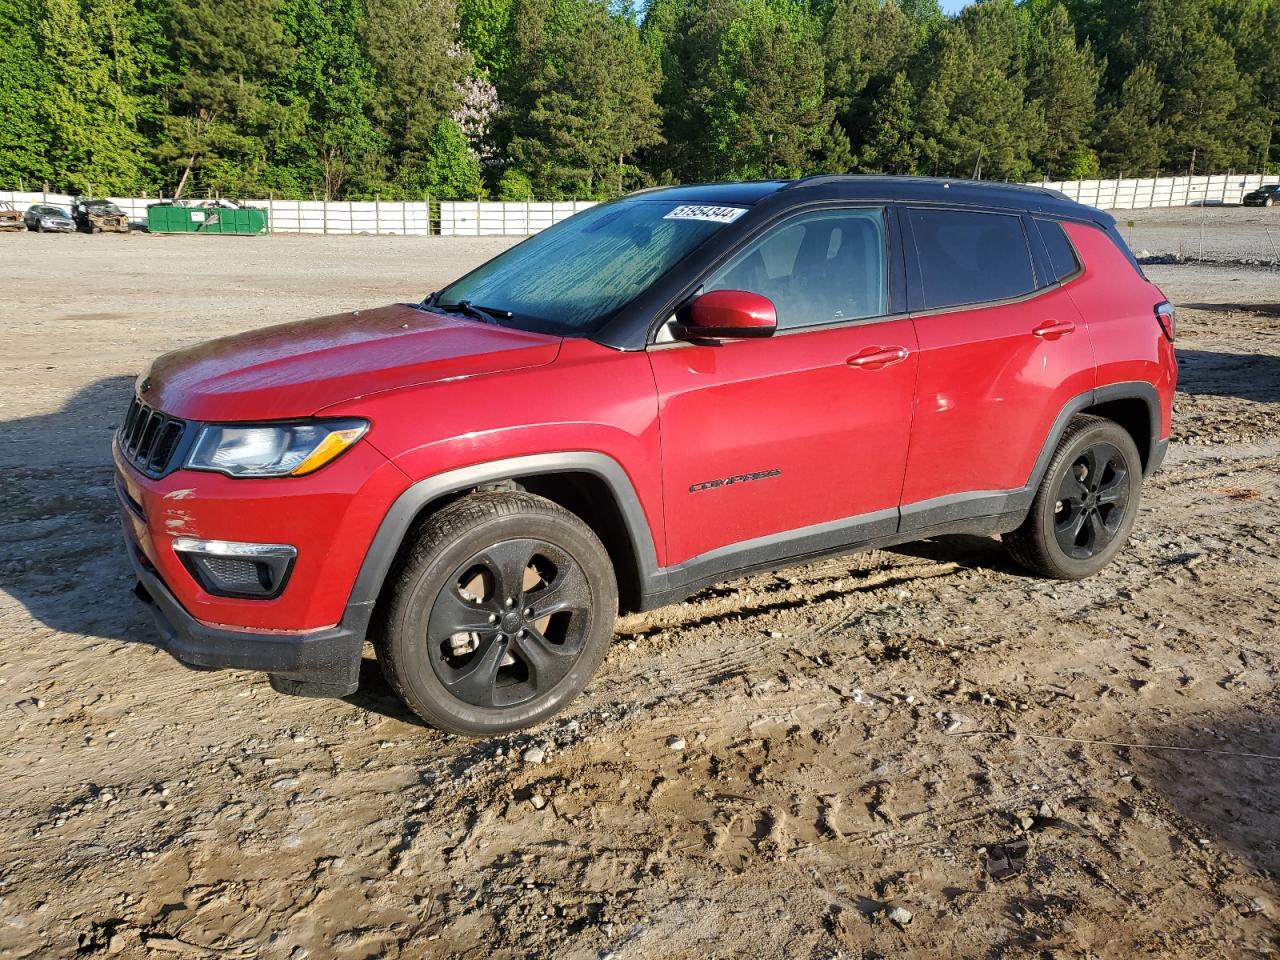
(125, 531, 370, 694)
(113, 426, 408, 694)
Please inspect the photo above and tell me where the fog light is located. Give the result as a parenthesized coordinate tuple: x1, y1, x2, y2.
(172, 537, 297, 599)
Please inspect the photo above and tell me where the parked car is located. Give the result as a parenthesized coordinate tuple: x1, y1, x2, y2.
(71, 198, 130, 233)
(0, 201, 24, 232)
(1242, 183, 1280, 206)
(115, 176, 1177, 736)
(23, 204, 76, 233)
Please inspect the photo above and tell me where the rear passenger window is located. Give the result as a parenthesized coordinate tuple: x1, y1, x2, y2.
(1036, 219, 1080, 283)
(907, 209, 1036, 309)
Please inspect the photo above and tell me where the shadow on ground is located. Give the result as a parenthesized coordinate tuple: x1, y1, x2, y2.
(1180, 302, 1280, 316)
(0, 375, 144, 643)
(1135, 708, 1280, 875)
(1175, 349, 1280, 403)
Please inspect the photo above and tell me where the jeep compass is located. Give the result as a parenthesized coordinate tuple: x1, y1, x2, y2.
(115, 176, 1177, 735)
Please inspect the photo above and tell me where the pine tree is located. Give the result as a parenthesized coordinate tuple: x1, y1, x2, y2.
(363, 0, 473, 191)
(1096, 61, 1165, 177)
(822, 0, 915, 155)
(915, 0, 1044, 179)
(1027, 3, 1101, 179)
(860, 70, 920, 173)
(505, 0, 661, 197)
(644, 0, 742, 182)
(705, 0, 831, 179)
(162, 0, 293, 197)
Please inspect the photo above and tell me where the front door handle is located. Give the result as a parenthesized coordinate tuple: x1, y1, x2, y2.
(847, 346, 910, 370)
(1032, 319, 1077, 340)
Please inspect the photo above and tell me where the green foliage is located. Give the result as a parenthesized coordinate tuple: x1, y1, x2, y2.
(273, 0, 384, 198)
(860, 71, 921, 173)
(5, 0, 1280, 197)
(161, 0, 294, 196)
(706, 0, 831, 178)
(497, 167, 534, 199)
(363, 0, 471, 189)
(504, 0, 661, 197)
(1026, 3, 1101, 179)
(38, 0, 148, 192)
(914, 0, 1045, 179)
(459, 0, 513, 75)
(0, 0, 52, 185)
(409, 117, 484, 198)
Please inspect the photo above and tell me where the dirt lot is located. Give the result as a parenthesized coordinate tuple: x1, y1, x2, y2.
(1115, 203, 1280, 264)
(1, 224, 1278, 960)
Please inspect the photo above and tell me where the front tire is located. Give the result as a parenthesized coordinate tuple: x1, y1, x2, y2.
(375, 492, 618, 736)
(1004, 415, 1143, 580)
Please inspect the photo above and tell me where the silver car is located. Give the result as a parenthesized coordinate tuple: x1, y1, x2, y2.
(23, 204, 76, 233)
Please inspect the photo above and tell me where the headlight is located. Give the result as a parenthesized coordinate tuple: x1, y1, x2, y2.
(185, 419, 368, 477)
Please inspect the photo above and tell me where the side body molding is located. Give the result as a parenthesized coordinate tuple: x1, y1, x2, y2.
(346, 452, 665, 610)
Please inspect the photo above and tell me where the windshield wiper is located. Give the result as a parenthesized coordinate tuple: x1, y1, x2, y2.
(433, 300, 513, 326)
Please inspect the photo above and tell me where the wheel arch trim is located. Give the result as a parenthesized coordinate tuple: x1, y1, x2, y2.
(346, 452, 663, 610)
(1033, 382, 1162, 487)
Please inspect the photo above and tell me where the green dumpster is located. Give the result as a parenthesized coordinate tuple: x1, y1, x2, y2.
(147, 205, 268, 235)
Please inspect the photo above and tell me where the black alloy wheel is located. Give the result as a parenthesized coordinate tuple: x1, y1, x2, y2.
(427, 538, 592, 709)
(376, 491, 617, 736)
(1051, 441, 1131, 560)
(1004, 414, 1143, 580)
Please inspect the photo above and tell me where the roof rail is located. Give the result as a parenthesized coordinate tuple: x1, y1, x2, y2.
(780, 174, 859, 190)
(782, 173, 1071, 200)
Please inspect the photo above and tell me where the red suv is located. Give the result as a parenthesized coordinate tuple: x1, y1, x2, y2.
(115, 176, 1177, 735)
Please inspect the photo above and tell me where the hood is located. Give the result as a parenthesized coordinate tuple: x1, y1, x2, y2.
(142, 303, 563, 421)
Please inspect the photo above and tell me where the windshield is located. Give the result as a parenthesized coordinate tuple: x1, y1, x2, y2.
(89, 202, 122, 214)
(435, 199, 745, 335)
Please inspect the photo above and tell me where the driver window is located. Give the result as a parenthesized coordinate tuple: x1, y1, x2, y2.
(703, 208, 888, 330)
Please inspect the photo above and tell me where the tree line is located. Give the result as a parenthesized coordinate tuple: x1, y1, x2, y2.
(1, 0, 1277, 201)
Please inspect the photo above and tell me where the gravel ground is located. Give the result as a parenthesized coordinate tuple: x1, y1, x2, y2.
(1, 228, 1278, 959)
(1109, 204, 1280, 265)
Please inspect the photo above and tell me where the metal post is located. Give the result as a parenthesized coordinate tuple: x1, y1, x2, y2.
(375, 195, 380, 236)
(1263, 227, 1279, 271)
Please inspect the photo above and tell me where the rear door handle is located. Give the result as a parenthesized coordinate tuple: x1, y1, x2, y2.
(847, 346, 910, 370)
(1032, 319, 1076, 340)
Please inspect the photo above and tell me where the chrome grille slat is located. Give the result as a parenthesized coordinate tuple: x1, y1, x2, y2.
(118, 398, 187, 477)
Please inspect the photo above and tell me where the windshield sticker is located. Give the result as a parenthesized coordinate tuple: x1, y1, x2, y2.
(663, 205, 747, 224)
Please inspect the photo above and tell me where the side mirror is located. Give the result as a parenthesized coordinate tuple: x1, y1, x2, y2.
(671, 289, 777, 343)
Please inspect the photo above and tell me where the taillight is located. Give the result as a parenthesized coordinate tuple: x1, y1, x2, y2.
(1155, 301, 1176, 341)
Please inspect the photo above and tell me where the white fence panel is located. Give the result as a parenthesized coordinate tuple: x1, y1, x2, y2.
(2, 174, 1273, 236)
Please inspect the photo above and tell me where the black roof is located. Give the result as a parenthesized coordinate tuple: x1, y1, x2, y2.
(632, 174, 1111, 225)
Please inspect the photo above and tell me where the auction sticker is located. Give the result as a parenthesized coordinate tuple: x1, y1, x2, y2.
(663, 205, 748, 224)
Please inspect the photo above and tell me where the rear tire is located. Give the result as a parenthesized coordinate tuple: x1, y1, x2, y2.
(1003, 415, 1143, 580)
(375, 492, 617, 737)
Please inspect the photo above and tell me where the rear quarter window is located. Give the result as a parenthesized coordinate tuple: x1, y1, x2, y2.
(907, 208, 1036, 309)
(1035, 218, 1080, 283)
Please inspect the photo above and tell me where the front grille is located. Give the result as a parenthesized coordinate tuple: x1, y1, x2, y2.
(120, 396, 188, 477)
